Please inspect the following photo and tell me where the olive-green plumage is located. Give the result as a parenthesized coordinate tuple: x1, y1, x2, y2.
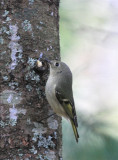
(45, 60, 79, 142)
(62, 102, 79, 142)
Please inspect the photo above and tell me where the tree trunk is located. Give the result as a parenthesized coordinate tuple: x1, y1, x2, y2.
(0, 0, 62, 159)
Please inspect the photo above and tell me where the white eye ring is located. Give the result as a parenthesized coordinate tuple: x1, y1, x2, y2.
(55, 62, 59, 67)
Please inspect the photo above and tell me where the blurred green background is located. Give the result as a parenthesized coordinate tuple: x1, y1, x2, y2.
(60, 0, 118, 160)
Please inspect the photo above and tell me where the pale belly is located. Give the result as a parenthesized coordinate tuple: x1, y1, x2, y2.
(45, 79, 68, 119)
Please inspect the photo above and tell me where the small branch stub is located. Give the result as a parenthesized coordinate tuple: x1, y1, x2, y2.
(37, 60, 43, 68)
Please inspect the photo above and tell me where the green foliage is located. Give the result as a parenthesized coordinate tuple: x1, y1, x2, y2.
(62, 112, 118, 160)
(60, 0, 118, 159)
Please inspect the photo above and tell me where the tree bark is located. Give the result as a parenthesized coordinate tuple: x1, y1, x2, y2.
(0, 0, 62, 159)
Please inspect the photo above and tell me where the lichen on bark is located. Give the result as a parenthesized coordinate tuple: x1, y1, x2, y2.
(0, 0, 62, 159)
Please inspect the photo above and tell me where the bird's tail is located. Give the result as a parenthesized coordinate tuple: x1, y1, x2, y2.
(70, 119, 79, 143)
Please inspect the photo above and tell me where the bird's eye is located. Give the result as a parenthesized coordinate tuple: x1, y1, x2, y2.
(55, 62, 59, 67)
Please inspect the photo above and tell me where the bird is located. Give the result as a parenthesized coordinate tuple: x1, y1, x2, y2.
(45, 60, 79, 142)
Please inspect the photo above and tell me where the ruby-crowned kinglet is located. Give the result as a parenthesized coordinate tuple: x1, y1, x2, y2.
(45, 60, 79, 142)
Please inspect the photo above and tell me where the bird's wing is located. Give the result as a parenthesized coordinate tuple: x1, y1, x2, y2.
(55, 89, 78, 126)
(55, 89, 79, 142)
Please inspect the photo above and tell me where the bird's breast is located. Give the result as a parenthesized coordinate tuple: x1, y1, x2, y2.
(45, 76, 68, 118)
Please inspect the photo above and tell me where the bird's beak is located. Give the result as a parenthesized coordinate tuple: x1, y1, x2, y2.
(36, 58, 52, 69)
(45, 59, 52, 65)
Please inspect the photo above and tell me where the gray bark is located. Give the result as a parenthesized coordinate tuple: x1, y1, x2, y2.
(0, 0, 62, 159)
